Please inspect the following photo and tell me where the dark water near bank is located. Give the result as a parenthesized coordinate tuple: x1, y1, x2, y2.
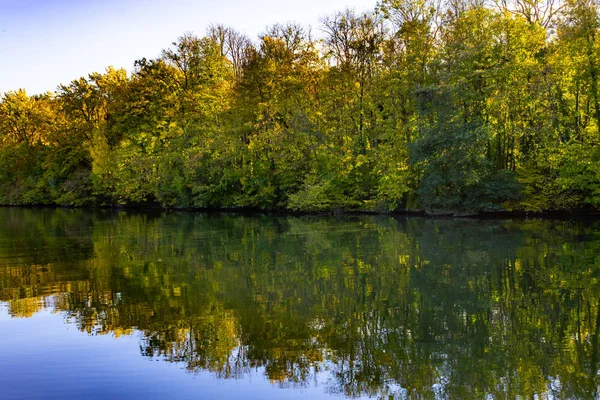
(1, 209, 600, 399)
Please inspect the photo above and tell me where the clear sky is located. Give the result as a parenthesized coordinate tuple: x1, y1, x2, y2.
(0, 0, 377, 95)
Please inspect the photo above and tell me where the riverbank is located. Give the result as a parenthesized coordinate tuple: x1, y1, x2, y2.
(2, 202, 600, 220)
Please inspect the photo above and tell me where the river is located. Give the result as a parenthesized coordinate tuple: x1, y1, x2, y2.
(0, 208, 599, 399)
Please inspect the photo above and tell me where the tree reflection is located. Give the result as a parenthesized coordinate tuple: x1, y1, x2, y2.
(1, 208, 600, 398)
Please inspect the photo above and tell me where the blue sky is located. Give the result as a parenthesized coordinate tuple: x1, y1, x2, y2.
(0, 0, 377, 95)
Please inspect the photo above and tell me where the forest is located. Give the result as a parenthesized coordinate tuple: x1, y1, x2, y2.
(1, 0, 599, 214)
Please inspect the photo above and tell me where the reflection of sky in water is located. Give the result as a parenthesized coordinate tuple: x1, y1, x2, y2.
(0, 299, 573, 400)
(0, 303, 365, 400)
(1, 209, 600, 399)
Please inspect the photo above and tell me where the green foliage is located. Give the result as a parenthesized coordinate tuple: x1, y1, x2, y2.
(1, 4, 600, 213)
(288, 176, 364, 212)
(413, 118, 521, 213)
(557, 142, 600, 208)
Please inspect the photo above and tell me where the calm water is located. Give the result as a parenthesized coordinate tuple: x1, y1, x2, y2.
(1, 209, 600, 399)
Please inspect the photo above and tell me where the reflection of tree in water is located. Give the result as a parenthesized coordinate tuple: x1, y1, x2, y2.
(1, 208, 600, 398)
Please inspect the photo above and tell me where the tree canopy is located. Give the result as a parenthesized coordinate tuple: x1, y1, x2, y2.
(1, 0, 599, 214)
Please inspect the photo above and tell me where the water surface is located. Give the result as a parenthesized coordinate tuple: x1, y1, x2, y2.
(1, 208, 599, 399)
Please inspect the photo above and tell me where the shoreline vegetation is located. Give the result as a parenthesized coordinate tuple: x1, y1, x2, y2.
(3, 203, 600, 220)
(2, 0, 600, 216)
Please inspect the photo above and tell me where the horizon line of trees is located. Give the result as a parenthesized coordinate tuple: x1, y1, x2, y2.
(1, 0, 600, 214)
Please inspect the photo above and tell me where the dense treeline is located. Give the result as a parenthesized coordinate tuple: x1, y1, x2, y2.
(1, 0, 600, 214)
